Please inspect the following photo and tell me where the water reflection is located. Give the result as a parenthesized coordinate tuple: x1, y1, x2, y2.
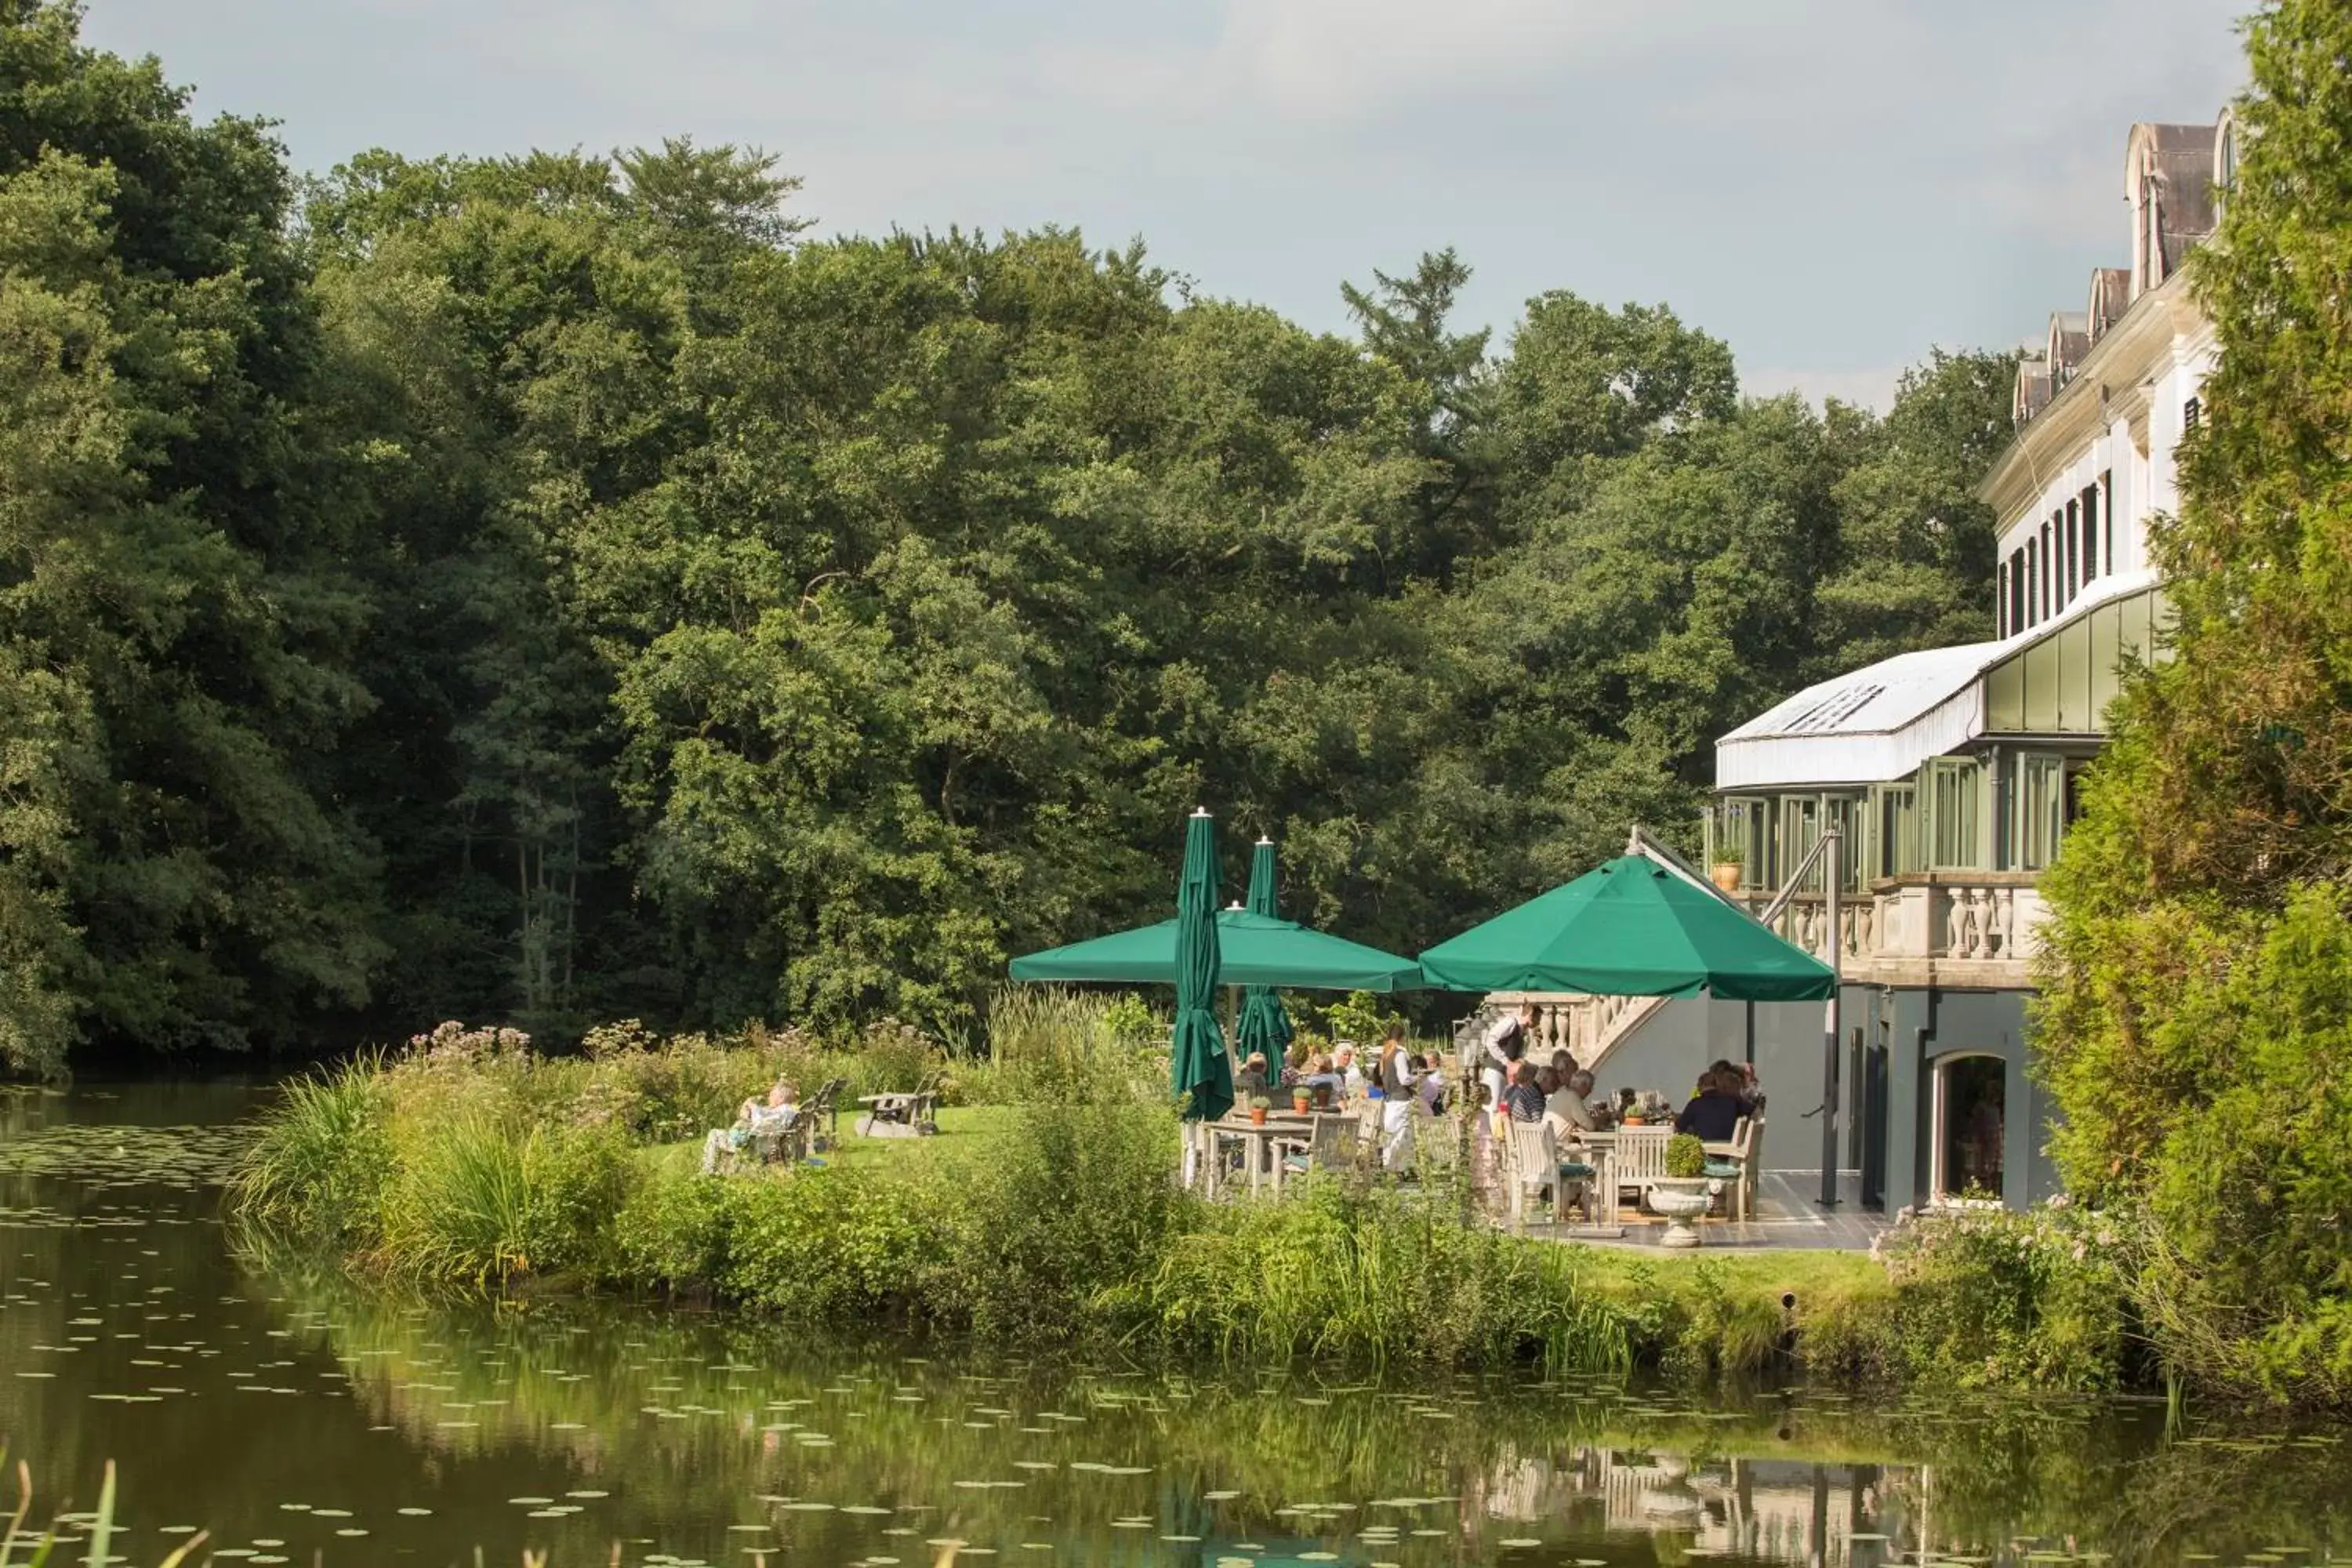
(3, 1083, 2347, 1568)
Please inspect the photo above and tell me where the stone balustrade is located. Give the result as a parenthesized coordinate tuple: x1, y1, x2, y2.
(1738, 872, 2048, 988)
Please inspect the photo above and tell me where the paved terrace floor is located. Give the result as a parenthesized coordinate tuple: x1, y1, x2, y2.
(1522, 1170, 1891, 1252)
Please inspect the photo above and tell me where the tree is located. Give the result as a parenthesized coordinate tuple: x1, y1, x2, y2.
(2035, 0, 2352, 1403)
(2, 5, 386, 1068)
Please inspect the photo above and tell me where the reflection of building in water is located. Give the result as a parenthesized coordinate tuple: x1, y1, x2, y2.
(1480, 1448, 1915, 1567)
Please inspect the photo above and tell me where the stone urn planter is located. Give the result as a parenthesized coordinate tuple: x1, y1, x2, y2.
(1646, 1178, 1715, 1248)
(1710, 861, 1743, 893)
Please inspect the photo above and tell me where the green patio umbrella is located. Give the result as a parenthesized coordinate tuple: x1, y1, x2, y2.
(1008, 909, 1421, 991)
(1171, 808, 1234, 1123)
(1232, 837, 1295, 1071)
(1416, 855, 1837, 1001)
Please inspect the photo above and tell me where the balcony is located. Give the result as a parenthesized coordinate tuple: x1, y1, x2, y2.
(1737, 871, 2047, 989)
(1454, 869, 2049, 1075)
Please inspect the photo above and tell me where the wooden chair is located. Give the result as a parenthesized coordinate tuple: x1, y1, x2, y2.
(1610, 1126, 1672, 1213)
(1281, 1116, 1359, 1181)
(1505, 1121, 1570, 1230)
(1410, 1102, 1460, 1181)
(1705, 1115, 1764, 1221)
(800, 1077, 848, 1152)
(855, 1069, 943, 1138)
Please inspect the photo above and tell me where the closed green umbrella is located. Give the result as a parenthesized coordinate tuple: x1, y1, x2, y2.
(1417, 855, 1837, 1001)
(1171, 809, 1234, 1122)
(1232, 837, 1294, 1073)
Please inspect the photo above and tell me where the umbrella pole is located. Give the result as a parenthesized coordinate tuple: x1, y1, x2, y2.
(1818, 828, 1843, 1207)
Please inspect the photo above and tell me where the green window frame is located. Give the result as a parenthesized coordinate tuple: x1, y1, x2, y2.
(1922, 757, 1988, 870)
(2015, 753, 2067, 870)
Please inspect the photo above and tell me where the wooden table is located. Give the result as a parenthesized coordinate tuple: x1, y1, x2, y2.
(1200, 1111, 1346, 1196)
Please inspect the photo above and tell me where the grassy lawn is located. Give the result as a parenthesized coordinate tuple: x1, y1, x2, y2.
(634, 1103, 1024, 1184)
(1574, 1244, 1889, 1310)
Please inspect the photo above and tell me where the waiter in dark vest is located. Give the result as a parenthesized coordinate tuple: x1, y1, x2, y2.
(1479, 1000, 1541, 1106)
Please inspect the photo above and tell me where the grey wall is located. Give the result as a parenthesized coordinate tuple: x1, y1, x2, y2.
(1587, 987, 1870, 1181)
(1878, 986, 2056, 1214)
(1599, 983, 2057, 1213)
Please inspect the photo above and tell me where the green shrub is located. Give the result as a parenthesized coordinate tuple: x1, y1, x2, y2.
(233, 1061, 392, 1246)
(935, 1096, 1187, 1341)
(1665, 1133, 1706, 1178)
(1867, 1202, 2136, 1392)
(377, 1117, 633, 1285)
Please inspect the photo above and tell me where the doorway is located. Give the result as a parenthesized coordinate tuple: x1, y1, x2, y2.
(1930, 1054, 2006, 1204)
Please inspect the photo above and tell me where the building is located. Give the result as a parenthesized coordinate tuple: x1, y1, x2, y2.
(1523, 111, 2234, 1214)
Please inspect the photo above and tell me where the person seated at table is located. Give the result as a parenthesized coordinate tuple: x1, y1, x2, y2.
(1332, 1042, 1366, 1098)
(1675, 1067, 1746, 1142)
(1301, 1051, 1346, 1105)
(1546, 1068, 1599, 1138)
(1501, 1059, 1547, 1123)
(1235, 1052, 1270, 1096)
(701, 1080, 800, 1174)
(1412, 1055, 1446, 1115)
(1703, 1058, 1761, 1113)
(1279, 1040, 1311, 1089)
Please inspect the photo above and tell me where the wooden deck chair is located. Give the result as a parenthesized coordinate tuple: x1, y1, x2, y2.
(800, 1077, 848, 1151)
(855, 1069, 944, 1138)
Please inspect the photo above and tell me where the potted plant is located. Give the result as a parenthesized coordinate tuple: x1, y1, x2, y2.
(1249, 1094, 1272, 1127)
(1291, 1085, 1312, 1115)
(1647, 1132, 1716, 1248)
(1710, 841, 1744, 894)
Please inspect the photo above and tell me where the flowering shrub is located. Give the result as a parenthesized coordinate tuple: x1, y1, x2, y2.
(406, 1020, 532, 1065)
(1868, 1197, 2140, 1391)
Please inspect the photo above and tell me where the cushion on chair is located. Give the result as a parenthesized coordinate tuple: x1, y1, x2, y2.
(1557, 1161, 1595, 1178)
(1703, 1160, 1744, 1180)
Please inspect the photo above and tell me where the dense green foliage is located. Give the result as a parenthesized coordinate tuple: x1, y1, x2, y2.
(2036, 0, 2352, 1406)
(234, 1022, 2162, 1396)
(1, 2, 2014, 1073)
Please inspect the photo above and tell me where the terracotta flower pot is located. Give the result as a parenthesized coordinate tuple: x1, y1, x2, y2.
(1291, 1094, 1312, 1114)
(1250, 1107, 1268, 1127)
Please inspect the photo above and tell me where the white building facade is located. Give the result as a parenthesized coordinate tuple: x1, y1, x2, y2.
(1545, 112, 2237, 1215)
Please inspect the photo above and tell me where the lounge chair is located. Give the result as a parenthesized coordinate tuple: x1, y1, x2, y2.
(855, 1069, 943, 1138)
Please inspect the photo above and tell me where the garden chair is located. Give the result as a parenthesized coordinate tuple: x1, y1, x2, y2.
(1504, 1121, 1570, 1230)
(1281, 1115, 1359, 1181)
(855, 1069, 944, 1138)
(800, 1077, 848, 1152)
(1610, 1125, 1671, 1214)
(1704, 1115, 1763, 1221)
(1410, 1102, 1460, 1182)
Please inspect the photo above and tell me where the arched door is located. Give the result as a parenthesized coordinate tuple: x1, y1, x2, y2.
(1929, 1054, 2006, 1205)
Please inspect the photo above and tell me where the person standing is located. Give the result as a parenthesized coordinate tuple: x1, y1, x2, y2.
(1480, 1000, 1539, 1106)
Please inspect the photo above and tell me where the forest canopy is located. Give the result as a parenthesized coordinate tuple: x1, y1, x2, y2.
(0, 0, 2014, 1072)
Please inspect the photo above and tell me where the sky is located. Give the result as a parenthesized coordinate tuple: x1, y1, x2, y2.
(78, 0, 2249, 410)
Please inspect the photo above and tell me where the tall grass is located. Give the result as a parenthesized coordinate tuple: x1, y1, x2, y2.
(232, 1058, 390, 1243)
(1143, 1181, 1635, 1373)
(982, 985, 1163, 1102)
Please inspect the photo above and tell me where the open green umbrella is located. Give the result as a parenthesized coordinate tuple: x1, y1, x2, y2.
(1171, 808, 1234, 1123)
(1009, 910, 1421, 991)
(1417, 855, 1837, 1001)
(1232, 837, 1295, 1072)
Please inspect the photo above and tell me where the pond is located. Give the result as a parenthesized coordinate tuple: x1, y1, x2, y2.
(3, 1082, 2347, 1568)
